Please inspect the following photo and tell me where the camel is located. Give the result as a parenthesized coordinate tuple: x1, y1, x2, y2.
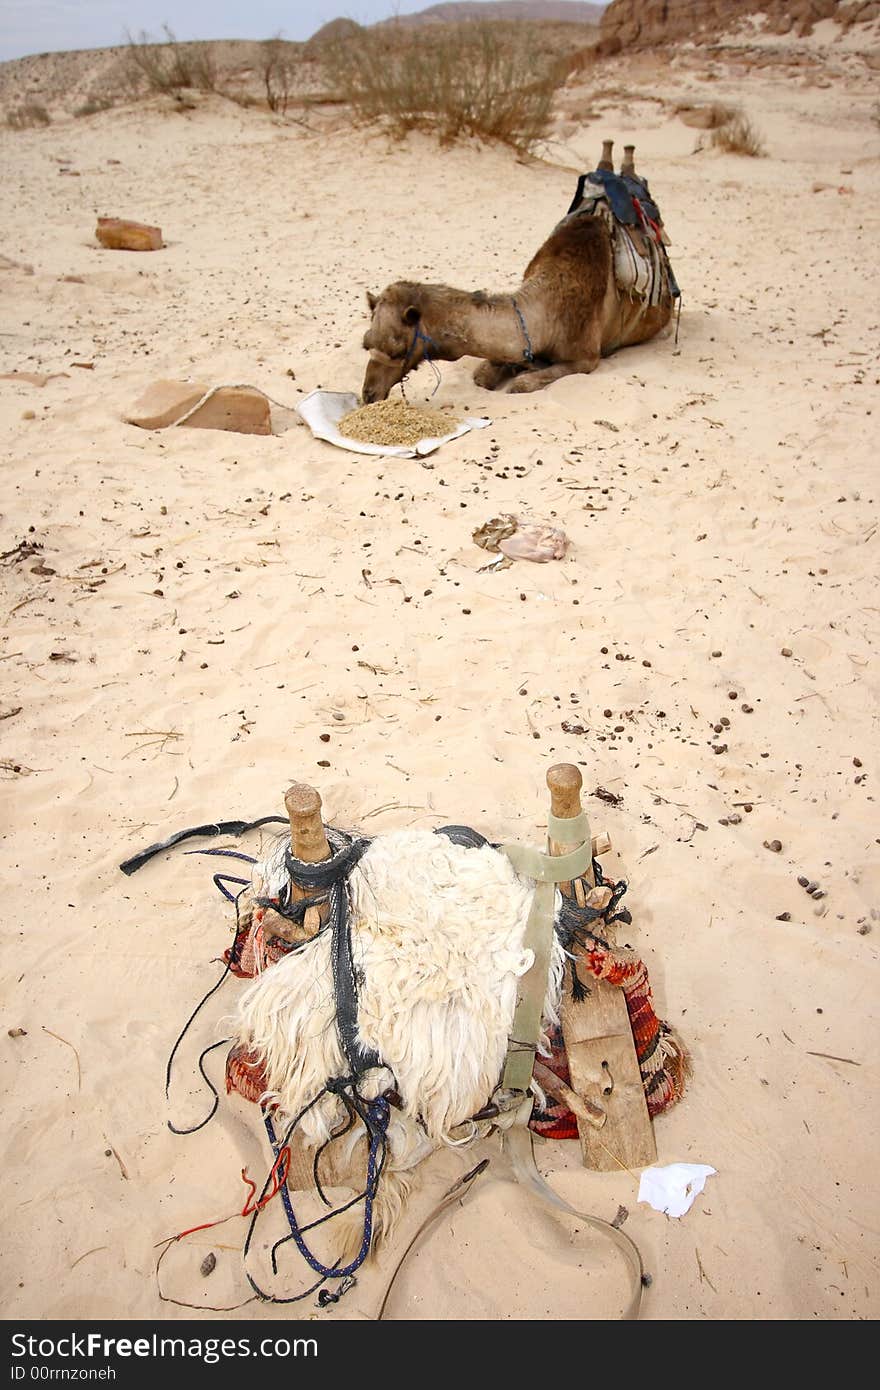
(361, 143, 677, 401)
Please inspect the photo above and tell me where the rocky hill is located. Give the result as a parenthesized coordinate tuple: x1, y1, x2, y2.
(377, 2, 606, 24)
(599, 0, 880, 49)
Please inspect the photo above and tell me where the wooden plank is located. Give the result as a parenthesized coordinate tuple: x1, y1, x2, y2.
(546, 763, 656, 1172)
(566, 1034, 656, 1171)
(284, 1130, 364, 1194)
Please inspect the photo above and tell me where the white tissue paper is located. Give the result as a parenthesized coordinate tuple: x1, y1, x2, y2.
(637, 1163, 717, 1218)
(296, 389, 491, 458)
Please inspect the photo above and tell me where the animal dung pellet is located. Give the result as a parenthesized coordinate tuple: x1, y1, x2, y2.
(200, 1252, 217, 1277)
(338, 400, 458, 447)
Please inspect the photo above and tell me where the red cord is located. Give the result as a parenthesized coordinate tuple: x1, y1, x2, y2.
(169, 1146, 291, 1242)
(241, 1147, 291, 1216)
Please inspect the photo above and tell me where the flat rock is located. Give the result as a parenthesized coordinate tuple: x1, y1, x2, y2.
(1, 371, 69, 387)
(95, 218, 163, 252)
(125, 379, 273, 434)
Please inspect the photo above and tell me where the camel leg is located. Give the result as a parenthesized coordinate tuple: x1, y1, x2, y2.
(505, 357, 600, 393)
(473, 360, 525, 390)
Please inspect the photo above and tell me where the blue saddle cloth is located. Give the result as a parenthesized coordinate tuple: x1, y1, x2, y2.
(566, 168, 679, 300)
(567, 169, 663, 227)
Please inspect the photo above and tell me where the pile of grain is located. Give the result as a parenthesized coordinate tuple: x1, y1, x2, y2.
(339, 400, 458, 447)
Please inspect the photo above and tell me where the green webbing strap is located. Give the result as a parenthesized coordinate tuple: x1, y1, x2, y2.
(499, 875, 556, 1092)
(499, 829, 592, 1094)
(546, 810, 591, 845)
(500, 838, 592, 885)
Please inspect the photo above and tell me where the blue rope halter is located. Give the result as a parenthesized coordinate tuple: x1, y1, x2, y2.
(512, 299, 534, 363)
(402, 322, 442, 398)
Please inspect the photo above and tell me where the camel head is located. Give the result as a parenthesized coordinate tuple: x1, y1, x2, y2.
(361, 283, 431, 403)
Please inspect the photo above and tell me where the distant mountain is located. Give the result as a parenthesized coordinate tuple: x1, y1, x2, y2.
(377, 2, 607, 27)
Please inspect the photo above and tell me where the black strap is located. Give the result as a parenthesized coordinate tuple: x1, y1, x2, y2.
(119, 816, 288, 876)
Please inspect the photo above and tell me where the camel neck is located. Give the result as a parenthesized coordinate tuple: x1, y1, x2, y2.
(427, 290, 539, 365)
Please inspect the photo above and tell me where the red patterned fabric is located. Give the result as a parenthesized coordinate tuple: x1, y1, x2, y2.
(529, 1024, 578, 1139)
(226, 1044, 270, 1104)
(224, 907, 293, 979)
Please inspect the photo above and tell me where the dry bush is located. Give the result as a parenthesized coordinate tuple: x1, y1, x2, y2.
(6, 102, 51, 129)
(677, 100, 737, 130)
(124, 25, 218, 96)
(74, 96, 114, 118)
(709, 108, 766, 156)
(320, 20, 565, 151)
(260, 36, 300, 114)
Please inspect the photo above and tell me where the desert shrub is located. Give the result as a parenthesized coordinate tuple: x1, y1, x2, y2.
(226, 90, 259, 109)
(677, 100, 737, 130)
(124, 24, 218, 95)
(260, 36, 299, 114)
(74, 96, 114, 118)
(320, 20, 565, 151)
(6, 102, 51, 129)
(709, 108, 765, 156)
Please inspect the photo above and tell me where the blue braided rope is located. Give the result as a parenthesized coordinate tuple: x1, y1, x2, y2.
(512, 299, 534, 362)
(401, 323, 443, 400)
(264, 1094, 390, 1280)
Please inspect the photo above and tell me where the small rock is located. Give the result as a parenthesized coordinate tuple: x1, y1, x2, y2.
(712, 743, 727, 754)
(200, 1252, 216, 1277)
(781, 647, 792, 657)
(775, 912, 791, 921)
(857, 921, 872, 936)
(7, 1027, 27, 1038)
(764, 839, 782, 853)
(126, 379, 271, 435)
(96, 216, 163, 252)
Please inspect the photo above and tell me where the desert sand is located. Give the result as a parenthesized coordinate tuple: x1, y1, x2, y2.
(1, 20, 879, 1323)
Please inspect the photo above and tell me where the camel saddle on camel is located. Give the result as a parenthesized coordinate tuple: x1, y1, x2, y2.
(566, 169, 680, 308)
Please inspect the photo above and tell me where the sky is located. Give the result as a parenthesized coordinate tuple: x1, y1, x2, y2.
(0, 1, 452, 64)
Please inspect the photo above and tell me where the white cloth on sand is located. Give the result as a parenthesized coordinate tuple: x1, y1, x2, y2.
(638, 1163, 717, 1218)
(297, 389, 490, 458)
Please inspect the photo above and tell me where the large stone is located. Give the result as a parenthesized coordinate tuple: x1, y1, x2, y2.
(125, 380, 273, 434)
(95, 217, 163, 252)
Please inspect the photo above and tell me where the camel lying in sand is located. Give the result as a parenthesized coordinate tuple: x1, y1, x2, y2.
(362, 147, 675, 400)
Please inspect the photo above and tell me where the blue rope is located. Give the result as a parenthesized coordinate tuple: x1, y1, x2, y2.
(402, 323, 443, 400)
(264, 1092, 390, 1281)
(512, 299, 534, 362)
